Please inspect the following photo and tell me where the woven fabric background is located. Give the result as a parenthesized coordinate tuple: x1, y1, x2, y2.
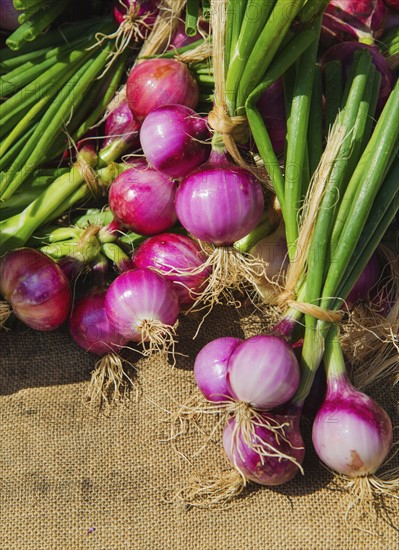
(1, 305, 398, 549)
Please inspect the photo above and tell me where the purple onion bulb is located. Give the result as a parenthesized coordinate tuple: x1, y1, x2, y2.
(105, 268, 180, 342)
(132, 233, 210, 304)
(126, 58, 200, 122)
(312, 373, 393, 477)
(69, 291, 128, 356)
(108, 165, 177, 235)
(0, 248, 71, 331)
(194, 337, 243, 401)
(140, 104, 211, 179)
(175, 150, 265, 246)
(226, 335, 300, 410)
(223, 412, 305, 486)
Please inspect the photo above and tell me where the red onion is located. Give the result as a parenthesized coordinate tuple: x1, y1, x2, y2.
(256, 79, 286, 157)
(321, 0, 387, 47)
(223, 411, 304, 486)
(194, 337, 242, 401)
(69, 291, 127, 355)
(113, 0, 159, 40)
(0, 248, 71, 331)
(226, 335, 300, 409)
(0, 0, 20, 31)
(168, 19, 208, 49)
(312, 373, 392, 477)
(108, 164, 177, 235)
(102, 100, 141, 150)
(346, 252, 381, 305)
(321, 42, 393, 110)
(132, 233, 210, 304)
(175, 150, 264, 246)
(105, 268, 180, 349)
(126, 58, 200, 122)
(140, 104, 211, 179)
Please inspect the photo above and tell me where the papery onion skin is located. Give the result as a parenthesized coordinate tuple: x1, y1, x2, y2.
(223, 413, 305, 486)
(140, 104, 211, 179)
(226, 335, 300, 410)
(105, 268, 180, 341)
(132, 233, 210, 304)
(194, 337, 243, 401)
(109, 166, 177, 235)
(69, 291, 127, 356)
(0, 248, 71, 331)
(126, 58, 200, 122)
(175, 151, 265, 246)
(312, 373, 393, 477)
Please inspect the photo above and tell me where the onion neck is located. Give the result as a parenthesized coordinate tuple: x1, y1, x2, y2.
(210, 132, 226, 155)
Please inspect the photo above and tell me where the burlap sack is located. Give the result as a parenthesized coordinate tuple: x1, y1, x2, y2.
(1, 305, 398, 549)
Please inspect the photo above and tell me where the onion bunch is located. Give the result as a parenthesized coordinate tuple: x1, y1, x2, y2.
(172, 334, 304, 505)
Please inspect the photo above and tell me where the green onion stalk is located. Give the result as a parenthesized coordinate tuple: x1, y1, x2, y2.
(292, 74, 399, 408)
(0, 26, 128, 201)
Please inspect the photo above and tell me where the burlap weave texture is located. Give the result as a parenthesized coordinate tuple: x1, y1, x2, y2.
(1, 306, 398, 549)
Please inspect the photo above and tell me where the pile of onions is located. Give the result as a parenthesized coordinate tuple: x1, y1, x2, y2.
(173, 334, 304, 505)
(0, 248, 71, 331)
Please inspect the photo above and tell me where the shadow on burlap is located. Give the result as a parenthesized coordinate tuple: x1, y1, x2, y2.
(1, 305, 398, 549)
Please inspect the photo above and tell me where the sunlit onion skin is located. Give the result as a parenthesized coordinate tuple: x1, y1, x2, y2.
(321, 0, 387, 47)
(194, 337, 242, 401)
(226, 335, 300, 410)
(175, 151, 264, 246)
(321, 42, 393, 110)
(312, 373, 393, 477)
(69, 291, 127, 356)
(105, 268, 180, 341)
(108, 165, 177, 235)
(102, 100, 141, 150)
(223, 412, 304, 486)
(0, 248, 71, 331)
(132, 233, 210, 304)
(126, 59, 200, 122)
(346, 252, 381, 304)
(140, 104, 211, 179)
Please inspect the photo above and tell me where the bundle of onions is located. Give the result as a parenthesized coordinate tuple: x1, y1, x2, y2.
(171, 335, 304, 506)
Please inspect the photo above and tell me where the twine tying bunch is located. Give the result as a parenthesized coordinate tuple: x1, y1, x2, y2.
(75, 157, 101, 199)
